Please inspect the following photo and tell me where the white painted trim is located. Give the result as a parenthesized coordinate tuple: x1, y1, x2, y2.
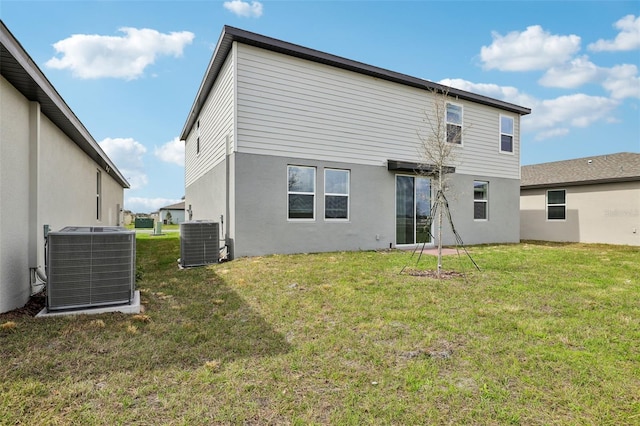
(287, 165, 316, 221)
(546, 188, 567, 221)
(324, 168, 350, 222)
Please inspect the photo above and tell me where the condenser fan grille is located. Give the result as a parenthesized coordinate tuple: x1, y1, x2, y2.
(180, 221, 219, 267)
(47, 227, 135, 311)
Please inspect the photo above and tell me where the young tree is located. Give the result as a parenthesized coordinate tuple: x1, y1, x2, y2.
(416, 87, 462, 278)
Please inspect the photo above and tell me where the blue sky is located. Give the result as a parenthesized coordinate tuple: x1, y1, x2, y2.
(3, 1, 639, 213)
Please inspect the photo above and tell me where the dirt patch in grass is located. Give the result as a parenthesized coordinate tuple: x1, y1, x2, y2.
(403, 269, 465, 279)
(0, 293, 46, 319)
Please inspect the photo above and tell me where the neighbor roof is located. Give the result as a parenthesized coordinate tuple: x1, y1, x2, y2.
(159, 201, 185, 211)
(521, 152, 640, 189)
(0, 20, 129, 189)
(180, 25, 531, 140)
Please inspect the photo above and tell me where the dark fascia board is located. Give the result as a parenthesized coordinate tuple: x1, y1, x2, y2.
(388, 160, 455, 175)
(521, 175, 640, 190)
(180, 25, 532, 141)
(0, 20, 129, 189)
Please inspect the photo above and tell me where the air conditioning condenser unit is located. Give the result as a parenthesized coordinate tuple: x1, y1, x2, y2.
(180, 221, 219, 267)
(46, 226, 136, 311)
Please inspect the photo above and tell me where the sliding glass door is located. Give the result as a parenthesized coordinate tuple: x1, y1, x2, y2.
(395, 175, 432, 245)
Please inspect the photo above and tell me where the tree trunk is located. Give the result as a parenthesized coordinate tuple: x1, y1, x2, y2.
(437, 173, 443, 278)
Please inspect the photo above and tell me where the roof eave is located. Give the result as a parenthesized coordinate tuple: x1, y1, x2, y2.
(179, 25, 531, 140)
(0, 20, 130, 189)
(521, 176, 640, 189)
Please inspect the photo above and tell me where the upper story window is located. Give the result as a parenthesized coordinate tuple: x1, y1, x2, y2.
(288, 165, 315, 220)
(446, 103, 463, 144)
(547, 189, 566, 220)
(473, 181, 488, 220)
(325, 169, 350, 220)
(500, 115, 514, 153)
(196, 120, 201, 155)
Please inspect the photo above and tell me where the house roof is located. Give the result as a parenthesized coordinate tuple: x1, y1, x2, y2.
(159, 201, 185, 211)
(180, 25, 532, 140)
(0, 20, 129, 189)
(521, 152, 640, 189)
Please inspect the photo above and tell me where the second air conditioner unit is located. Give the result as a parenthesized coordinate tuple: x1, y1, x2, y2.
(180, 221, 219, 267)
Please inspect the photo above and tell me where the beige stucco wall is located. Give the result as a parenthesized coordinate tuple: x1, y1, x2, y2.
(521, 181, 640, 246)
(0, 76, 125, 313)
(0, 76, 31, 313)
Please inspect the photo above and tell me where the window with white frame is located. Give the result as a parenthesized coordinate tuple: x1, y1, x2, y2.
(547, 189, 566, 220)
(196, 120, 201, 155)
(500, 115, 514, 153)
(325, 169, 349, 220)
(446, 102, 463, 144)
(474, 181, 488, 220)
(288, 165, 315, 219)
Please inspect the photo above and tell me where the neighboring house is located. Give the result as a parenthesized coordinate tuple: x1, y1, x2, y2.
(123, 210, 134, 226)
(521, 152, 640, 246)
(181, 26, 531, 259)
(159, 201, 185, 224)
(0, 21, 129, 313)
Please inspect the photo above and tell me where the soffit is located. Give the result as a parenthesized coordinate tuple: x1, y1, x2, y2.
(0, 21, 129, 189)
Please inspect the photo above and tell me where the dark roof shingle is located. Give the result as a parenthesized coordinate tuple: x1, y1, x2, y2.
(521, 152, 640, 188)
(160, 201, 185, 211)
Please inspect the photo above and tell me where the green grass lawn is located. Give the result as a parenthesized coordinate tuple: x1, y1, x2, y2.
(1, 235, 639, 424)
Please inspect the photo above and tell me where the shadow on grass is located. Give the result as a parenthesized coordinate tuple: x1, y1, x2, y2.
(1, 237, 291, 382)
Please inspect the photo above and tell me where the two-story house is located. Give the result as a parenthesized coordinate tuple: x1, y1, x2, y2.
(180, 26, 531, 259)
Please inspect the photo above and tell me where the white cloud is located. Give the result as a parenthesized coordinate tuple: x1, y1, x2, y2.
(530, 94, 619, 131)
(46, 27, 194, 79)
(588, 15, 640, 52)
(538, 56, 605, 88)
(534, 128, 570, 141)
(99, 137, 148, 190)
(155, 137, 184, 166)
(603, 64, 640, 99)
(480, 25, 581, 71)
(223, 0, 263, 18)
(440, 78, 619, 139)
(125, 197, 182, 214)
(439, 78, 536, 109)
(537, 57, 639, 98)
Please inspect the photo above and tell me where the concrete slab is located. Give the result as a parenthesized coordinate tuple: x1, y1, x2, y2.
(36, 291, 141, 318)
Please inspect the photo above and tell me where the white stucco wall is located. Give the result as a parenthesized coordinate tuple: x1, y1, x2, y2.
(0, 76, 31, 313)
(0, 75, 125, 313)
(37, 112, 124, 259)
(159, 209, 186, 224)
(521, 182, 640, 246)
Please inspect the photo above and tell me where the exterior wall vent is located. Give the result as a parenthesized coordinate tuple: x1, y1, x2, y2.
(180, 221, 219, 267)
(46, 227, 136, 311)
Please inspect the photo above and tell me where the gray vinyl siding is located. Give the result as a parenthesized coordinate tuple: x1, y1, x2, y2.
(185, 50, 235, 187)
(235, 44, 520, 180)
